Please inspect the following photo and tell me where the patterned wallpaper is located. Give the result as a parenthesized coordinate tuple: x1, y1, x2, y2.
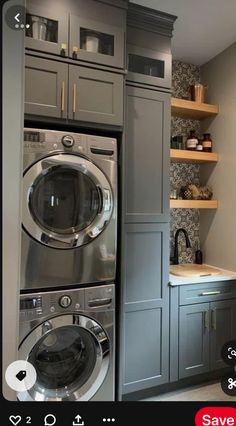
(170, 60, 201, 263)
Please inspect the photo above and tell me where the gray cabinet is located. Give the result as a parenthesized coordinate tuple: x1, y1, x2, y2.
(179, 303, 210, 378)
(70, 14, 125, 68)
(68, 65, 123, 125)
(179, 299, 236, 379)
(125, 85, 170, 223)
(25, 56, 123, 126)
(127, 44, 171, 89)
(25, 56, 68, 119)
(25, 2, 69, 56)
(122, 223, 169, 394)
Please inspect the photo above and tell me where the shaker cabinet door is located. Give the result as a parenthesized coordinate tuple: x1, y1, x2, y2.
(25, 2, 69, 56)
(179, 303, 210, 379)
(68, 65, 124, 126)
(122, 223, 169, 394)
(25, 56, 68, 119)
(125, 85, 170, 223)
(210, 299, 236, 371)
(70, 14, 125, 68)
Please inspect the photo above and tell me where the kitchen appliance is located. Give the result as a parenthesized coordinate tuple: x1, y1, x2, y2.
(21, 129, 117, 291)
(18, 284, 115, 401)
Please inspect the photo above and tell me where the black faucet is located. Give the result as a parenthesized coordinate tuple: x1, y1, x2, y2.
(170, 228, 191, 265)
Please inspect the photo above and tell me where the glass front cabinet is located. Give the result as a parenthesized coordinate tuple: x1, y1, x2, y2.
(25, 1, 126, 68)
(127, 45, 172, 89)
(70, 15, 125, 68)
(25, 3, 69, 56)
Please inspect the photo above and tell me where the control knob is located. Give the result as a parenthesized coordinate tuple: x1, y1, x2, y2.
(59, 295, 72, 308)
(62, 135, 74, 148)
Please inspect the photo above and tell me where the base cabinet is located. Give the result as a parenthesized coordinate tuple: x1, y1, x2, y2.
(179, 299, 236, 379)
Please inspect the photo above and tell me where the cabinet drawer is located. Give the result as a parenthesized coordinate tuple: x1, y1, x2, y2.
(179, 281, 236, 305)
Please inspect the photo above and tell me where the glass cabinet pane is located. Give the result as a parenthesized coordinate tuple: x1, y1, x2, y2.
(26, 14, 58, 43)
(80, 28, 114, 56)
(128, 54, 165, 78)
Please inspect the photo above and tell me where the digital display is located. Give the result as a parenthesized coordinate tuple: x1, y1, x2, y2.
(20, 297, 42, 310)
(24, 131, 45, 143)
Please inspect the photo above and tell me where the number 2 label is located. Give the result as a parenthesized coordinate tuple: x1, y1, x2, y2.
(26, 417, 31, 424)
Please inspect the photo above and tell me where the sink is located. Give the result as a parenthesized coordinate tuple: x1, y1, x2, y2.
(170, 264, 221, 277)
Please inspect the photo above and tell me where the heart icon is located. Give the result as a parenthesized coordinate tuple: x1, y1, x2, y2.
(9, 416, 22, 426)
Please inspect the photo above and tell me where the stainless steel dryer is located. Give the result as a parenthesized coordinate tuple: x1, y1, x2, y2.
(21, 129, 117, 291)
(18, 284, 115, 401)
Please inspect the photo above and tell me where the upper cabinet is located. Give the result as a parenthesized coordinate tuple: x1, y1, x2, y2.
(25, 2, 69, 56)
(25, 0, 127, 69)
(126, 3, 176, 89)
(70, 14, 125, 68)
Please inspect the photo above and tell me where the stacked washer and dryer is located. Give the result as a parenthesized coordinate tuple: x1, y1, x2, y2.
(19, 129, 117, 401)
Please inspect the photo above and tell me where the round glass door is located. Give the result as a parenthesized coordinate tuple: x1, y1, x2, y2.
(18, 315, 110, 401)
(29, 167, 100, 235)
(23, 154, 113, 249)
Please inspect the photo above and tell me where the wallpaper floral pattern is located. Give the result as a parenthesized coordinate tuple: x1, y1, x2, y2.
(170, 60, 201, 263)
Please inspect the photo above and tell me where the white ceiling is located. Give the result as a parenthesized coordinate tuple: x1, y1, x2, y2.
(134, 0, 236, 65)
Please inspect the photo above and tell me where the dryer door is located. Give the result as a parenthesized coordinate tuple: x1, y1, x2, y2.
(23, 153, 113, 249)
(18, 314, 110, 401)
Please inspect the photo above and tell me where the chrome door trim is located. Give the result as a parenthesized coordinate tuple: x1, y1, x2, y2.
(18, 314, 110, 401)
(22, 153, 113, 249)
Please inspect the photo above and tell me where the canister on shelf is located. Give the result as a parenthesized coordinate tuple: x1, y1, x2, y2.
(186, 130, 198, 151)
(202, 133, 213, 152)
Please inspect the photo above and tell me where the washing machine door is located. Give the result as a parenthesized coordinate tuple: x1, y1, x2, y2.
(18, 314, 110, 401)
(22, 153, 113, 249)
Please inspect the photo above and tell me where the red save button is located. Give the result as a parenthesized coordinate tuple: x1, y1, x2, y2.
(195, 408, 236, 426)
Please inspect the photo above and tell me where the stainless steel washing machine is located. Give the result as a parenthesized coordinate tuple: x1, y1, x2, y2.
(21, 129, 117, 291)
(18, 284, 115, 401)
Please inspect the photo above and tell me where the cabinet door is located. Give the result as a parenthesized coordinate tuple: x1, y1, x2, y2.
(25, 2, 68, 56)
(210, 300, 236, 370)
(69, 65, 123, 126)
(179, 303, 210, 379)
(127, 44, 171, 89)
(122, 223, 169, 394)
(25, 56, 68, 119)
(70, 14, 125, 68)
(125, 86, 170, 222)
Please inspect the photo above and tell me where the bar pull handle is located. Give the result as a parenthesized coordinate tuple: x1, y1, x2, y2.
(61, 81, 65, 112)
(211, 309, 217, 330)
(73, 83, 77, 114)
(201, 291, 221, 296)
(204, 310, 210, 331)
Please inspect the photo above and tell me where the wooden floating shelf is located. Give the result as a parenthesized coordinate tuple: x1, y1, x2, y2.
(170, 200, 218, 209)
(171, 97, 219, 120)
(170, 149, 219, 164)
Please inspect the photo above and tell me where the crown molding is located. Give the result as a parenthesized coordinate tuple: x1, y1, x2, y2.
(128, 2, 177, 37)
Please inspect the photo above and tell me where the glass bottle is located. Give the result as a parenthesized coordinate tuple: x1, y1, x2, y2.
(196, 138, 203, 151)
(186, 130, 198, 151)
(202, 133, 212, 152)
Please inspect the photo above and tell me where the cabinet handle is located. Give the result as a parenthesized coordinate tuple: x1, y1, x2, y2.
(61, 81, 65, 112)
(201, 291, 221, 296)
(211, 309, 217, 330)
(204, 310, 210, 331)
(73, 83, 77, 114)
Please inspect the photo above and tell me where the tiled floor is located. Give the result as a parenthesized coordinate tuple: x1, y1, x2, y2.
(141, 381, 236, 402)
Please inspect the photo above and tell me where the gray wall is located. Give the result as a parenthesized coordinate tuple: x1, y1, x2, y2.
(3, 0, 24, 400)
(200, 42, 236, 270)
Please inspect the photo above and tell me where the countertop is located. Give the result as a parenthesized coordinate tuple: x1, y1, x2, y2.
(169, 264, 236, 286)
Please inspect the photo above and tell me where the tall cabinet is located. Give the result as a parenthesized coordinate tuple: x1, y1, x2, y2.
(120, 4, 176, 398)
